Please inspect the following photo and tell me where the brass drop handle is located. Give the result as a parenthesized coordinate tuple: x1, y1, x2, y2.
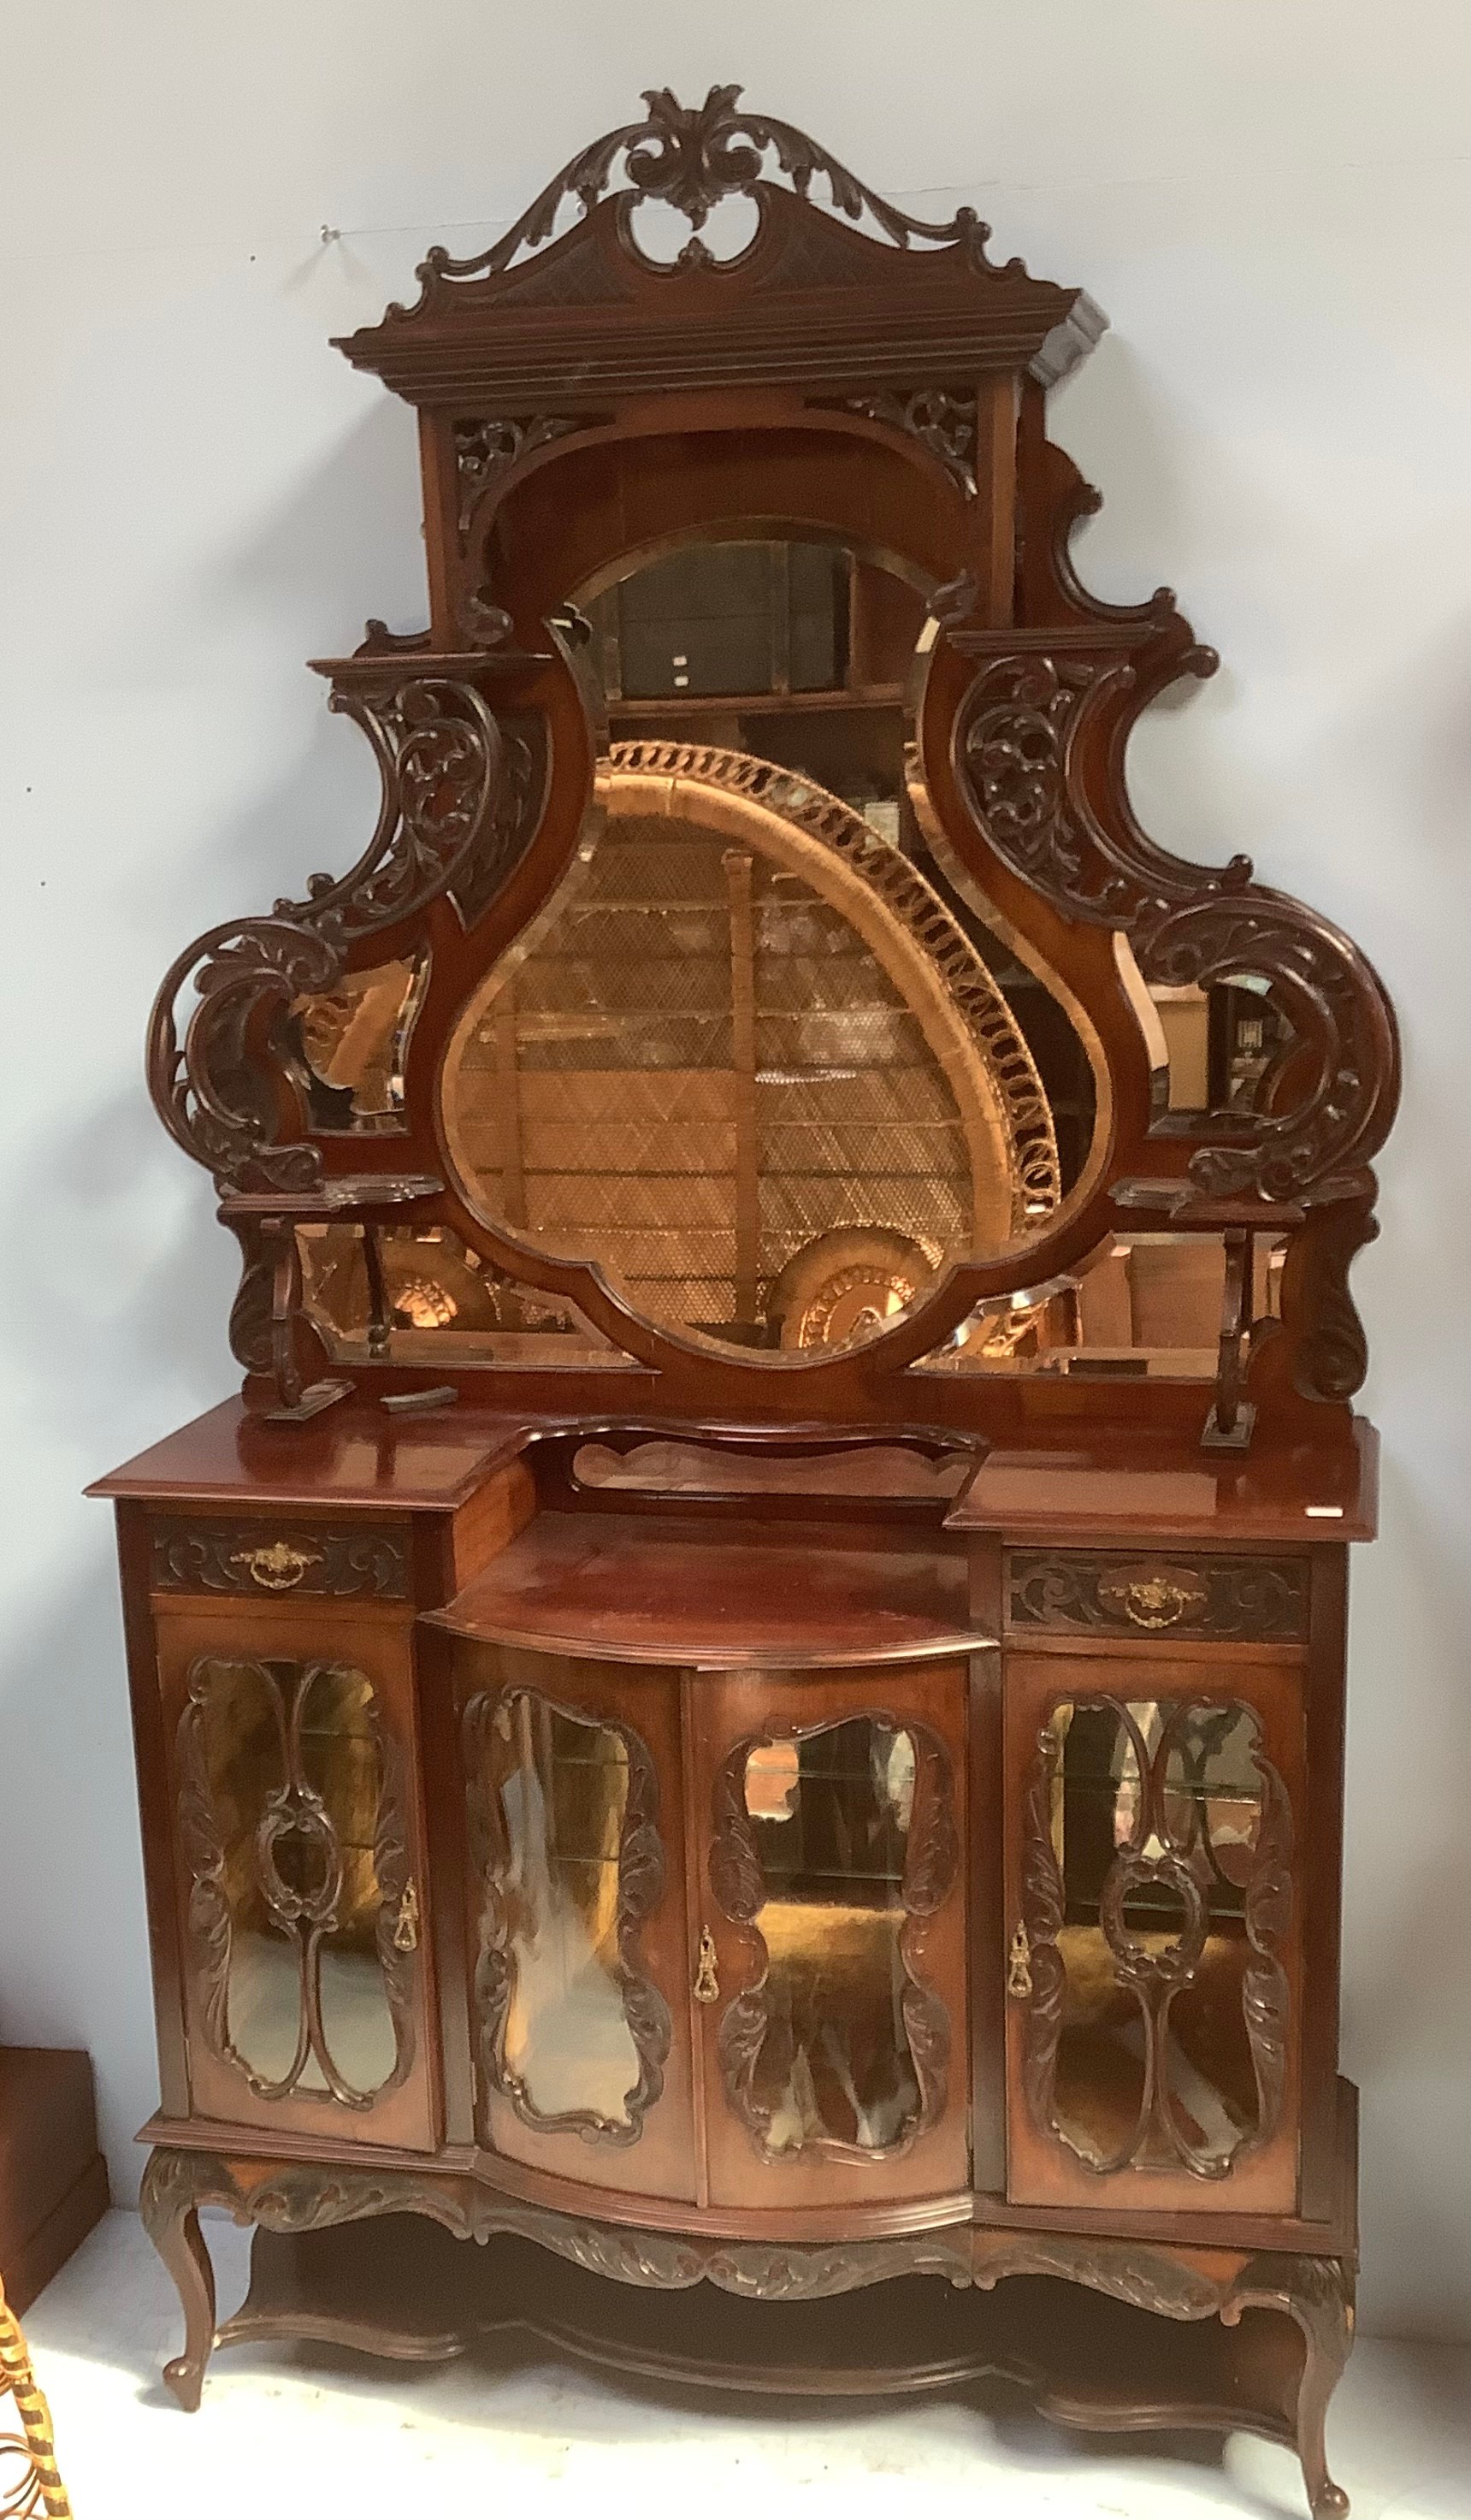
(693, 1928, 720, 2005)
(230, 1540, 322, 1591)
(393, 1881, 420, 1954)
(1007, 1921, 1033, 2001)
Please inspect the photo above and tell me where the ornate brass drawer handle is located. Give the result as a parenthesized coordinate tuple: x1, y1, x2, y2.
(1007, 1922, 1033, 2000)
(693, 1928, 720, 2004)
(1097, 1569, 1208, 1630)
(229, 1540, 324, 1591)
(393, 1881, 420, 1955)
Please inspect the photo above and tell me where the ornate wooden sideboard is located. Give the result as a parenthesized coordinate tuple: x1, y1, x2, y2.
(92, 89, 1398, 2517)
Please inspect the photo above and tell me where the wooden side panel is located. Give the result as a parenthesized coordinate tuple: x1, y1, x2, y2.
(450, 1459, 538, 1591)
(694, 1659, 971, 2212)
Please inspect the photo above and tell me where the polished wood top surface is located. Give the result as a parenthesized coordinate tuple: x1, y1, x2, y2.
(87, 1399, 533, 1511)
(943, 1420, 1378, 1545)
(424, 1510, 991, 1668)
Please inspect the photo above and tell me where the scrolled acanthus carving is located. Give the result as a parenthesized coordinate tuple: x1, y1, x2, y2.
(393, 86, 1009, 304)
(146, 677, 531, 1194)
(835, 387, 978, 494)
(452, 415, 587, 541)
(953, 652, 1399, 1209)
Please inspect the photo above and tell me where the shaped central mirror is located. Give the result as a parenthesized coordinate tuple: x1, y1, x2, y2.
(441, 534, 1102, 1358)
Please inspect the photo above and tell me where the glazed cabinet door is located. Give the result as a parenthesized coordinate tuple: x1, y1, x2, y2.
(453, 1645, 698, 2203)
(1003, 1651, 1305, 2215)
(694, 1661, 970, 2209)
(157, 1607, 436, 2151)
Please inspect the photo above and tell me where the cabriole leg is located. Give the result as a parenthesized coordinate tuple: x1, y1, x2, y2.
(1290, 2258, 1354, 2520)
(139, 2148, 217, 2411)
(1226, 2252, 1354, 2520)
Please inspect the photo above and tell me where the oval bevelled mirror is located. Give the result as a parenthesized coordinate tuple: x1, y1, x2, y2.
(440, 535, 1108, 1359)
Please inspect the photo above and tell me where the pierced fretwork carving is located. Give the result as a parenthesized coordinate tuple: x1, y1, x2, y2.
(452, 415, 585, 539)
(151, 1520, 408, 1600)
(1007, 1551, 1308, 1642)
(395, 86, 1006, 305)
(174, 1656, 416, 2110)
(709, 1713, 958, 2166)
(1018, 1697, 1292, 2181)
(147, 676, 529, 1194)
(953, 652, 1399, 1215)
(833, 387, 977, 494)
(461, 1688, 672, 2146)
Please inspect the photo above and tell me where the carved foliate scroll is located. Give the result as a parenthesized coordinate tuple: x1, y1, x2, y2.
(147, 675, 537, 1195)
(953, 651, 1399, 1210)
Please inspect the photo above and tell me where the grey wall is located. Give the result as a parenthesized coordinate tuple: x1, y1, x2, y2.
(1, 0, 1466, 2340)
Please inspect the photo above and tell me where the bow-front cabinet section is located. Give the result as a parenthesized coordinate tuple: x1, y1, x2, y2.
(92, 85, 1397, 2520)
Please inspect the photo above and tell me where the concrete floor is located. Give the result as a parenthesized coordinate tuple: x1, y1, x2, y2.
(19, 2210, 1471, 2520)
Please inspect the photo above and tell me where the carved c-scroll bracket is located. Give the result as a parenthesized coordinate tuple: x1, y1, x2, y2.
(146, 675, 537, 1198)
(952, 652, 1399, 1211)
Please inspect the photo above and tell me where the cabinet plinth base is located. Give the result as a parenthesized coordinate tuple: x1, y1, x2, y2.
(139, 2148, 1353, 2518)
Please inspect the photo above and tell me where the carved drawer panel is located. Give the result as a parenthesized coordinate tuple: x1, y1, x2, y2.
(1005, 1551, 1308, 1643)
(151, 1518, 411, 1603)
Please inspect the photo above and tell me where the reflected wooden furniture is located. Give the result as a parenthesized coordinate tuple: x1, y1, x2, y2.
(94, 87, 1398, 2520)
(0, 2052, 109, 2319)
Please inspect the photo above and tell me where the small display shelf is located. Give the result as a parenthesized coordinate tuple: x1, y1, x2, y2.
(424, 1510, 991, 1667)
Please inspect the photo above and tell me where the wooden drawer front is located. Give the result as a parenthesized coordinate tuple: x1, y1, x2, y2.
(151, 1518, 411, 1603)
(1005, 1550, 1308, 1642)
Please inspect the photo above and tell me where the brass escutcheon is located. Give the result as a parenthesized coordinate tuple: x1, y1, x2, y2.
(693, 1928, 720, 2004)
(1007, 1921, 1033, 2000)
(231, 1539, 322, 1590)
(1098, 1565, 1208, 1630)
(393, 1881, 420, 1954)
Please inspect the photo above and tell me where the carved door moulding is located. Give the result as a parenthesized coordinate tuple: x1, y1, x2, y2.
(1010, 1683, 1297, 2208)
(708, 1709, 960, 2170)
(462, 1686, 672, 2147)
(174, 1654, 417, 2115)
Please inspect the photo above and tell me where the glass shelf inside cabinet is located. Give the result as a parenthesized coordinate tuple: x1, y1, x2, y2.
(422, 1511, 992, 1669)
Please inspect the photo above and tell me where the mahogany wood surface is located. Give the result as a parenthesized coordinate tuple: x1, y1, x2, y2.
(424, 1511, 990, 1666)
(88, 1398, 531, 1511)
(945, 1423, 1378, 1544)
(98, 86, 1400, 2520)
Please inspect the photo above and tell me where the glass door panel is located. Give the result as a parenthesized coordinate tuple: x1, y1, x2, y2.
(470, 1691, 650, 2131)
(452, 1644, 698, 2204)
(1005, 1653, 1303, 2215)
(697, 1663, 970, 2210)
(159, 1611, 434, 2152)
(725, 1718, 925, 2156)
